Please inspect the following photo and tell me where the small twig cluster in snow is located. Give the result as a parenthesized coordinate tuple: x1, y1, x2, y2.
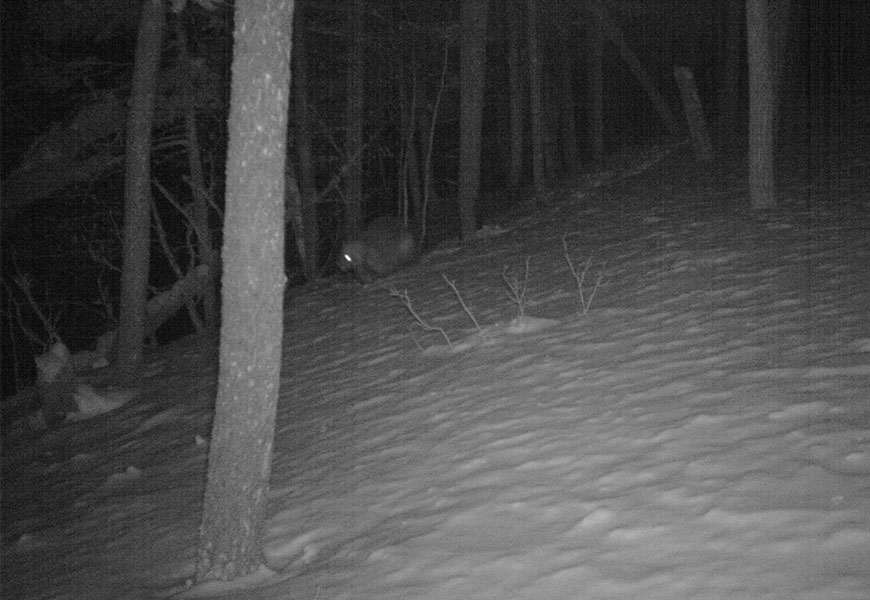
(562, 234, 604, 315)
(391, 233, 604, 349)
(442, 274, 485, 337)
(502, 256, 531, 317)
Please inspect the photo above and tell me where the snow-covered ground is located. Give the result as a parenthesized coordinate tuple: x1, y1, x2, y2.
(3, 149, 869, 599)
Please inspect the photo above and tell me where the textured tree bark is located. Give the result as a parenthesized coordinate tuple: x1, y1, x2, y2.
(507, 0, 524, 198)
(526, 0, 545, 202)
(587, 0, 604, 163)
(345, 0, 364, 236)
(746, 0, 776, 210)
(458, 0, 488, 239)
(560, 50, 580, 173)
(293, 3, 320, 279)
(718, 0, 744, 143)
(196, 0, 293, 583)
(115, 0, 166, 376)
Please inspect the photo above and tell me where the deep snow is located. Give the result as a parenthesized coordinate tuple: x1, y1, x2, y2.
(2, 148, 869, 599)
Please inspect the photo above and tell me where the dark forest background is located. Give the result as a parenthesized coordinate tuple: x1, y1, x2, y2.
(2, 0, 868, 400)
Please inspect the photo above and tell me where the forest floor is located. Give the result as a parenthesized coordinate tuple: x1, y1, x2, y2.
(2, 140, 870, 600)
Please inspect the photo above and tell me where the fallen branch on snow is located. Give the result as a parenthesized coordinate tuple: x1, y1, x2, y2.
(389, 288, 452, 347)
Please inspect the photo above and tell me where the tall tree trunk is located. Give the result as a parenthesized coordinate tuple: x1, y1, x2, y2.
(526, 0, 545, 202)
(458, 0, 488, 239)
(769, 0, 793, 134)
(405, 120, 423, 231)
(175, 10, 217, 327)
(506, 0, 524, 198)
(412, 103, 428, 240)
(345, 0, 364, 235)
(560, 51, 580, 173)
(542, 74, 559, 176)
(196, 0, 293, 583)
(746, 0, 776, 210)
(399, 72, 418, 226)
(293, 1, 319, 278)
(718, 0, 744, 143)
(403, 76, 423, 235)
(417, 41, 449, 245)
(115, 0, 166, 375)
(587, 0, 604, 162)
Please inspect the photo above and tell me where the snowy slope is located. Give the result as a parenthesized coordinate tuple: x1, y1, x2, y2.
(2, 151, 869, 600)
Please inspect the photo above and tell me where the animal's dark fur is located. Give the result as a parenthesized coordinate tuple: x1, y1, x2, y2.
(339, 216, 419, 283)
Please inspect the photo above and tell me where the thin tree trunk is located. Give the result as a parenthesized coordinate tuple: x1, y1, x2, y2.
(406, 122, 422, 230)
(769, 0, 793, 134)
(507, 0, 524, 198)
(458, 0, 488, 239)
(560, 51, 579, 173)
(403, 77, 423, 235)
(718, 0, 743, 143)
(196, 0, 293, 583)
(526, 0, 545, 202)
(414, 107, 430, 240)
(417, 41, 449, 245)
(746, 0, 776, 210)
(542, 74, 559, 176)
(345, 0, 364, 235)
(398, 71, 418, 226)
(587, 0, 604, 162)
(175, 11, 217, 327)
(293, 2, 319, 278)
(115, 0, 166, 375)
